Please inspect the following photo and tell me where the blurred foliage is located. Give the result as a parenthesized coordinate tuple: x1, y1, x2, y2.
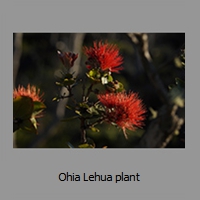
(13, 33, 185, 148)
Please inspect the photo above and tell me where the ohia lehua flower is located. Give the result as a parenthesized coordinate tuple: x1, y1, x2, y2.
(13, 84, 46, 134)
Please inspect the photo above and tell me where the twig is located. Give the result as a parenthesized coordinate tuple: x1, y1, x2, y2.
(128, 33, 169, 105)
(87, 117, 104, 128)
(127, 33, 185, 148)
(85, 83, 94, 102)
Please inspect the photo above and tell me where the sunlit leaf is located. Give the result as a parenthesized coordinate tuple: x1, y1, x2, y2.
(87, 106, 99, 115)
(79, 137, 96, 148)
(149, 107, 158, 119)
(52, 97, 58, 101)
(86, 69, 101, 82)
(55, 81, 63, 86)
(66, 105, 73, 110)
(75, 110, 82, 116)
(174, 57, 183, 68)
(79, 102, 89, 109)
(101, 74, 113, 85)
(30, 117, 37, 129)
(89, 126, 100, 132)
(78, 143, 94, 148)
(107, 74, 113, 82)
(33, 101, 46, 112)
(64, 78, 75, 85)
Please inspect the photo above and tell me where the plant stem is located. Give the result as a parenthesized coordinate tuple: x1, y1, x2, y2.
(87, 117, 105, 128)
(84, 83, 94, 102)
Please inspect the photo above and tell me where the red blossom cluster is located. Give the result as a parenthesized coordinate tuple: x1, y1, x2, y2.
(57, 50, 78, 68)
(98, 92, 146, 139)
(13, 84, 43, 103)
(13, 84, 46, 134)
(82, 41, 146, 139)
(84, 41, 123, 73)
(14, 40, 146, 142)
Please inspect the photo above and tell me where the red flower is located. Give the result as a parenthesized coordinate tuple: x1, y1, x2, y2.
(84, 41, 123, 73)
(57, 50, 78, 68)
(98, 92, 146, 139)
(13, 84, 43, 103)
(13, 85, 46, 134)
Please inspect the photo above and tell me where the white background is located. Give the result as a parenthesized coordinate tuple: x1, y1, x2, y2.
(0, 0, 198, 199)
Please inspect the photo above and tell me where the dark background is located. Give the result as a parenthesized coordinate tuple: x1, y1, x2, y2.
(13, 33, 185, 148)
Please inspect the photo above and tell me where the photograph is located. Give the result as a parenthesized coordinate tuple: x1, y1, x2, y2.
(13, 33, 185, 148)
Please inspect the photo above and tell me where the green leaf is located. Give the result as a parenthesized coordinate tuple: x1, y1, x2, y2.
(75, 110, 82, 116)
(78, 143, 94, 148)
(20, 119, 37, 134)
(81, 112, 93, 119)
(52, 97, 59, 102)
(79, 102, 90, 109)
(107, 74, 113, 82)
(64, 78, 75, 85)
(94, 103, 105, 112)
(86, 69, 101, 82)
(55, 81, 63, 86)
(86, 74, 100, 82)
(13, 120, 20, 132)
(33, 101, 46, 113)
(105, 81, 124, 92)
(66, 105, 73, 110)
(88, 69, 98, 77)
(174, 57, 183, 68)
(116, 81, 124, 92)
(101, 74, 113, 85)
(149, 107, 158, 119)
(13, 96, 33, 120)
(65, 73, 73, 79)
(87, 106, 99, 115)
(78, 138, 96, 148)
(89, 126, 100, 132)
(30, 117, 37, 129)
(61, 115, 79, 122)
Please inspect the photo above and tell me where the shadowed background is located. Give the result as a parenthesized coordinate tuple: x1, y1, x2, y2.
(13, 33, 185, 148)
